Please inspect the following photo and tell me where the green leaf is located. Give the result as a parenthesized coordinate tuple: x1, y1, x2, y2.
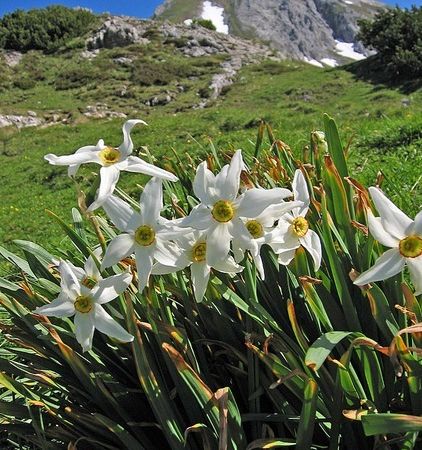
(362, 414, 422, 436)
(296, 379, 318, 450)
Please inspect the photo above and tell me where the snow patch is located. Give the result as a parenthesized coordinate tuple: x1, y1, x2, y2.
(344, 1, 354, 4)
(303, 57, 323, 68)
(335, 40, 366, 61)
(321, 58, 338, 67)
(201, 1, 228, 34)
(184, 19, 193, 26)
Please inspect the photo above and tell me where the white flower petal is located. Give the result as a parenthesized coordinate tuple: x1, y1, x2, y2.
(181, 205, 213, 230)
(34, 295, 75, 317)
(103, 195, 138, 232)
(88, 166, 120, 211)
(154, 240, 181, 266)
(277, 248, 297, 265)
(253, 254, 265, 279)
(300, 229, 322, 271)
(119, 119, 147, 157)
(84, 254, 101, 280)
(140, 177, 162, 224)
(59, 260, 80, 291)
(92, 272, 132, 304)
(369, 187, 413, 240)
(193, 161, 217, 205)
(406, 257, 422, 296)
(236, 188, 288, 218)
(66, 145, 99, 177)
(190, 261, 211, 302)
(354, 248, 405, 286)
(367, 212, 399, 248)
(102, 234, 135, 269)
(93, 305, 134, 342)
(219, 149, 243, 200)
(122, 156, 178, 181)
(292, 169, 310, 216)
(74, 312, 95, 352)
(206, 223, 232, 267)
(256, 200, 301, 226)
(213, 256, 243, 274)
(411, 210, 422, 236)
(135, 247, 154, 292)
(44, 150, 100, 169)
(67, 262, 85, 282)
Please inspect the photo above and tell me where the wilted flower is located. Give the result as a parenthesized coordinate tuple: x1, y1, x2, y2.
(182, 150, 291, 267)
(152, 231, 242, 302)
(34, 260, 133, 352)
(44, 120, 178, 211)
(354, 187, 422, 295)
(101, 177, 182, 291)
(270, 169, 322, 270)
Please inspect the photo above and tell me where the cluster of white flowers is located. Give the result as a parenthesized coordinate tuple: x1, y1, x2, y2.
(38, 120, 422, 351)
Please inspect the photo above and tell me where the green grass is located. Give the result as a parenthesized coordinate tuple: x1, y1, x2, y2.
(0, 51, 421, 276)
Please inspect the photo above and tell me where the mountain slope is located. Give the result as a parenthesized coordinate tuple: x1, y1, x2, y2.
(154, 0, 385, 62)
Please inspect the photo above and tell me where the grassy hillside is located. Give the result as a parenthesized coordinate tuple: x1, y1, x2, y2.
(0, 42, 421, 276)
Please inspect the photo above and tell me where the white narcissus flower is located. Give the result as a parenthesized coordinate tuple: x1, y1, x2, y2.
(152, 231, 242, 302)
(270, 169, 322, 271)
(232, 200, 302, 279)
(101, 177, 182, 291)
(354, 187, 422, 295)
(182, 150, 292, 267)
(34, 260, 133, 352)
(68, 247, 103, 289)
(44, 120, 178, 211)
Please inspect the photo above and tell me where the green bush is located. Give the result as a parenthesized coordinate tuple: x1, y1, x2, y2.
(131, 58, 196, 86)
(0, 6, 97, 53)
(357, 6, 422, 77)
(55, 63, 101, 90)
(193, 18, 217, 31)
(13, 74, 36, 90)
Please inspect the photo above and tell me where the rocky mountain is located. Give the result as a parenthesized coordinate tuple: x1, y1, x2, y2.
(154, 0, 386, 65)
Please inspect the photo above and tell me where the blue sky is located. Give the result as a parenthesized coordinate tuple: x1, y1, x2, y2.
(0, 0, 420, 19)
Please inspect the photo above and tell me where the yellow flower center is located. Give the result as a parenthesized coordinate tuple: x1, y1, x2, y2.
(211, 200, 234, 223)
(81, 276, 97, 289)
(74, 295, 93, 314)
(134, 225, 156, 246)
(99, 146, 121, 165)
(246, 220, 264, 239)
(291, 216, 309, 237)
(192, 242, 207, 262)
(399, 236, 422, 258)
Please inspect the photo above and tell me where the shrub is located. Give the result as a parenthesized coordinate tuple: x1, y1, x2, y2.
(55, 63, 101, 90)
(13, 74, 36, 90)
(131, 58, 196, 86)
(357, 6, 422, 77)
(193, 18, 217, 31)
(0, 117, 421, 449)
(0, 6, 96, 53)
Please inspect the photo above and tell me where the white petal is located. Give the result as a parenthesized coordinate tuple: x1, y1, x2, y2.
(59, 260, 80, 291)
(93, 305, 134, 342)
(256, 200, 302, 226)
(88, 166, 120, 211)
(122, 156, 178, 181)
(119, 119, 147, 157)
(154, 240, 181, 266)
(34, 295, 75, 318)
(367, 212, 399, 248)
(67, 262, 85, 281)
(193, 161, 217, 205)
(219, 149, 243, 200)
(92, 272, 132, 304)
(66, 145, 99, 177)
(140, 177, 162, 224)
(181, 205, 213, 230)
(102, 234, 135, 269)
(236, 188, 288, 218)
(44, 150, 100, 169)
(369, 187, 413, 240)
(213, 256, 243, 274)
(277, 248, 297, 265)
(103, 195, 138, 232)
(190, 262, 211, 302)
(300, 229, 322, 271)
(411, 210, 422, 236)
(253, 253, 265, 279)
(354, 248, 405, 286)
(83, 254, 101, 280)
(74, 313, 95, 352)
(407, 257, 422, 296)
(292, 169, 310, 216)
(135, 247, 154, 292)
(206, 223, 232, 267)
